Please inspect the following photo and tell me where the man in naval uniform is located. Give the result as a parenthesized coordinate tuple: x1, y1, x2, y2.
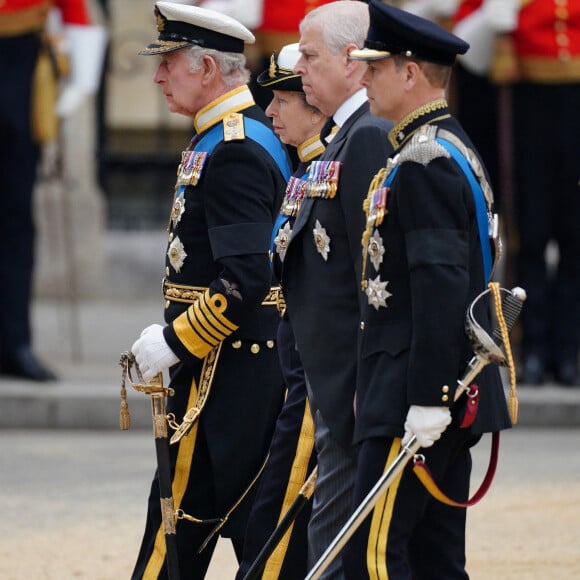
(130, 2, 291, 577)
(342, 2, 512, 577)
(280, 2, 393, 577)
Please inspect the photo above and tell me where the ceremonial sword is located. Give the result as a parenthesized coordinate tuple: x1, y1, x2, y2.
(242, 467, 318, 580)
(119, 352, 181, 580)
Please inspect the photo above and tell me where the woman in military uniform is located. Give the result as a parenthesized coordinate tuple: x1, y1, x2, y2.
(235, 43, 327, 580)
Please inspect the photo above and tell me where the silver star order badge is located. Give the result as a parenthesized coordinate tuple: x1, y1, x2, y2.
(274, 221, 292, 262)
(365, 275, 392, 311)
(368, 229, 385, 271)
(167, 236, 187, 273)
(171, 196, 185, 228)
(313, 219, 330, 261)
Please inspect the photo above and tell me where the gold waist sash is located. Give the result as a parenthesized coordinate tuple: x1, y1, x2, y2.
(0, 1, 51, 36)
(518, 56, 580, 83)
(162, 279, 285, 313)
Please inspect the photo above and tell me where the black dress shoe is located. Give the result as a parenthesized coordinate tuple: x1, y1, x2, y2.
(553, 359, 579, 387)
(0, 347, 57, 382)
(519, 354, 545, 385)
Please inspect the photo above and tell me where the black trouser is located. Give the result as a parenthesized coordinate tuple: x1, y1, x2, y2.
(453, 64, 501, 208)
(343, 430, 479, 580)
(0, 33, 40, 354)
(131, 424, 245, 579)
(513, 82, 580, 365)
(236, 316, 316, 580)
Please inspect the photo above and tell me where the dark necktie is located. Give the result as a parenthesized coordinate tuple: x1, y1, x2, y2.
(320, 118, 339, 145)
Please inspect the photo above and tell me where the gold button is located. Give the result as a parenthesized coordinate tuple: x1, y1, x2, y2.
(266, 340, 275, 349)
(168, 232, 174, 242)
(442, 385, 449, 393)
(442, 395, 449, 402)
(554, 20, 567, 32)
(360, 321, 365, 330)
(165, 300, 170, 309)
(558, 48, 571, 61)
(165, 267, 170, 276)
(232, 340, 242, 349)
(250, 343, 260, 354)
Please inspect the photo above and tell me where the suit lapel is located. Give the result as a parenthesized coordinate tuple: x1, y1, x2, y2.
(289, 102, 370, 238)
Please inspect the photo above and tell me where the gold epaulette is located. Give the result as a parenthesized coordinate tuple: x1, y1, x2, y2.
(223, 112, 245, 141)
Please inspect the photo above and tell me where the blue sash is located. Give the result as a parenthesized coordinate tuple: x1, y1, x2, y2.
(435, 137, 492, 284)
(380, 139, 492, 284)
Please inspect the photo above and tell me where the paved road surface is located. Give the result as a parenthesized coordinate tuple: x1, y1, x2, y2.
(1, 427, 579, 579)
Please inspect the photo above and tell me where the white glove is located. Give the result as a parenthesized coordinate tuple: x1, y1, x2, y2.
(402, 405, 452, 449)
(454, 9, 496, 75)
(402, 0, 459, 20)
(56, 24, 108, 118)
(196, 0, 263, 30)
(482, 0, 519, 33)
(131, 324, 180, 382)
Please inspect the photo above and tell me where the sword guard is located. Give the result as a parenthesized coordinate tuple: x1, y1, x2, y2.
(464, 285, 526, 364)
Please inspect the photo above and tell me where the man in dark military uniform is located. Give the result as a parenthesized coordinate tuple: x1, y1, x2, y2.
(0, 0, 104, 381)
(342, 2, 512, 578)
(129, 2, 291, 578)
(280, 2, 393, 578)
(236, 43, 327, 580)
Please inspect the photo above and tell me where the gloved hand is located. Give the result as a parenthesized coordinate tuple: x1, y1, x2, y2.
(402, 405, 452, 448)
(453, 9, 496, 75)
(131, 324, 180, 382)
(453, 0, 518, 75)
(196, 0, 262, 30)
(402, 0, 459, 20)
(56, 24, 108, 118)
(482, 0, 519, 33)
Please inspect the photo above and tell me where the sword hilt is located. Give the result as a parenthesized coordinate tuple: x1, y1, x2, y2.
(493, 286, 526, 339)
(465, 286, 526, 364)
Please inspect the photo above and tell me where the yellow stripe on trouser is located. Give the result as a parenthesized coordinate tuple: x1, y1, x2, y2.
(143, 376, 200, 579)
(367, 438, 404, 580)
(262, 402, 315, 579)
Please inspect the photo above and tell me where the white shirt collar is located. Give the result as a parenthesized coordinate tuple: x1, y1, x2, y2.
(332, 88, 367, 129)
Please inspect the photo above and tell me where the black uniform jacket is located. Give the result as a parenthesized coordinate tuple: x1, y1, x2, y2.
(159, 86, 290, 529)
(282, 101, 392, 449)
(355, 104, 512, 445)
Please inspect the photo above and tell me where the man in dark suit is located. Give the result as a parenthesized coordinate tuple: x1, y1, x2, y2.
(129, 2, 291, 577)
(342, 2, 512, 577)
(280, 2, 393, 577)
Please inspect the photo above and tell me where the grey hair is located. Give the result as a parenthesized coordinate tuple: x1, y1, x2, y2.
(299, 1, 369, 55)
(185, 45, 251, 88)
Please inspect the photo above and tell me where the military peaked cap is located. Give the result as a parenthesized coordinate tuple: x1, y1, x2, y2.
(257, 43, 303, 92)
(140, 1, 255, 55)
(350, 0, 469, 65)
